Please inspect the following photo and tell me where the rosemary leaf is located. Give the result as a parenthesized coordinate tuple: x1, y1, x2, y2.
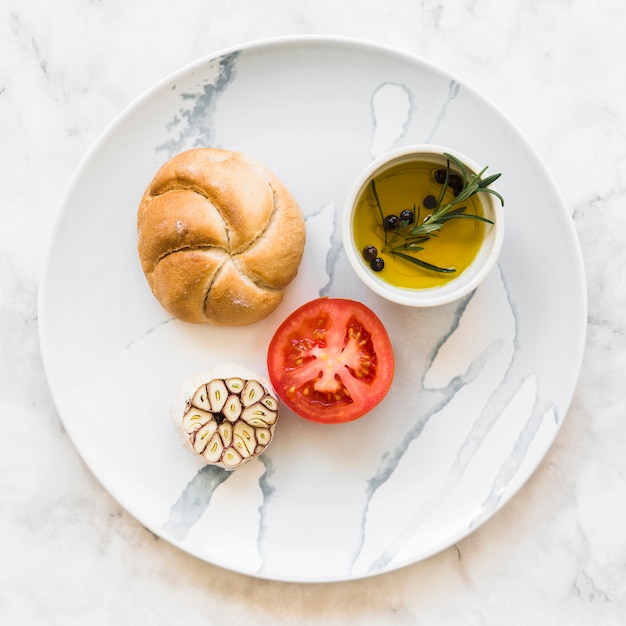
(391, 250, 456, 274)
(370, 180, 387, 244)
(410, 221, 444, 236)
(437, 213, 494, 224)
(478, 173, 502, 188)
(443, 153, 468, 183)
(484, 188, 505, 206)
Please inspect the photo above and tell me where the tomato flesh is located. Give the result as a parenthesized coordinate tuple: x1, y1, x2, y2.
(267, 298, 394, 423)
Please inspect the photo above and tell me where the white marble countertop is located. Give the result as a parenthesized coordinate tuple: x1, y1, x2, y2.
(2, 0, 624, 623)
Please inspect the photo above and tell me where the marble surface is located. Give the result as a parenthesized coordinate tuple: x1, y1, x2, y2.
(1, 0, 625, 623)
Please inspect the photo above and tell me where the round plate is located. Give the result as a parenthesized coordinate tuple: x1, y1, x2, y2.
(39, 36, 586, 582)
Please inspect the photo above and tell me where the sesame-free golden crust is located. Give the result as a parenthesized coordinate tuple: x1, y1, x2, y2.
(137, 148, 306, 325)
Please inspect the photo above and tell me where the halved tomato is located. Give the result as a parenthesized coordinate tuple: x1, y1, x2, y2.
(267, 298, 394, 423)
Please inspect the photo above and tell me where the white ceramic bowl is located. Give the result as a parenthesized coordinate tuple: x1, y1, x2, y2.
(342, 144, 505, 307)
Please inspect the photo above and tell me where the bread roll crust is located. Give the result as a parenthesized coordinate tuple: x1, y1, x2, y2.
(137, 148, 306, 325)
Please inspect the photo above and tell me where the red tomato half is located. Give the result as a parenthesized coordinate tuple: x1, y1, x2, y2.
(267, 298, 394, 423)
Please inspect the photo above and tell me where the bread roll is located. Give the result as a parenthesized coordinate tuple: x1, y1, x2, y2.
(137, 148, 306, 325)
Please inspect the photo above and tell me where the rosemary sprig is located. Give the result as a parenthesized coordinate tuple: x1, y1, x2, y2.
(372, 153, 504, 273)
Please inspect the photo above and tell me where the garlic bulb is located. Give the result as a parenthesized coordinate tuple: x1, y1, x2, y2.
(175, 364, 279, 470)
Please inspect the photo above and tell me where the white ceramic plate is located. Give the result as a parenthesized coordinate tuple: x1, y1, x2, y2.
(39, 36, 586, 582)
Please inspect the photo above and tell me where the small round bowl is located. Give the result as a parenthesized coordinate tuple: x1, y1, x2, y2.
(342, 144, 504, 307)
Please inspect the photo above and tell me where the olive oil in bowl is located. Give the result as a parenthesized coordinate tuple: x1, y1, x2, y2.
(352, 159, 487, 290)
(342, 145, 504, 308)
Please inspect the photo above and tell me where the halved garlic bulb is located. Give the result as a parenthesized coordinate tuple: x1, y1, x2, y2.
(176, 365, 279, 470)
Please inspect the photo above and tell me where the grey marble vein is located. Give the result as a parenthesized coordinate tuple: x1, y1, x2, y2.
(424, 79, 460, 143)
(122, 316, 175, 351)
(157, 50, 240, 156)
(318, 202, 344, 297)
(161, 464, 232, 541)
(255, 454, 277, 575)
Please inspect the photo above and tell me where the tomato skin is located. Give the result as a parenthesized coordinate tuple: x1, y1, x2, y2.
(267, 298, 394, 423)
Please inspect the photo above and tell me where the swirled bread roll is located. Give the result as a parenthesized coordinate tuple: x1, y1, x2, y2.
(137, 148, 306, 325)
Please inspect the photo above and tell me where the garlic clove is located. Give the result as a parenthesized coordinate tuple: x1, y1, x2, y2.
(233, 421, 257, 458)
(192, 419, 218, 454)
(221, 448, 244, 469)
(218, 422, 233, 447)
(191, 384, 211, 411)
(255, 427, 271, 447)
(225, 377, 245, 394)
(242, 402, 277, 427)
(241, 379, 265, 407)
(202, 432, 224, 463)
(182, 407, 213, 433)
(207, 379, 228, 413)
(241, 416, 269, 428)
(260, 395, 279, 412)
(222, 394, 243, 422)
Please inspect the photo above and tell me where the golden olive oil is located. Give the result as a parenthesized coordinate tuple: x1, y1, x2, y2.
(352, 160, 487, 289)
